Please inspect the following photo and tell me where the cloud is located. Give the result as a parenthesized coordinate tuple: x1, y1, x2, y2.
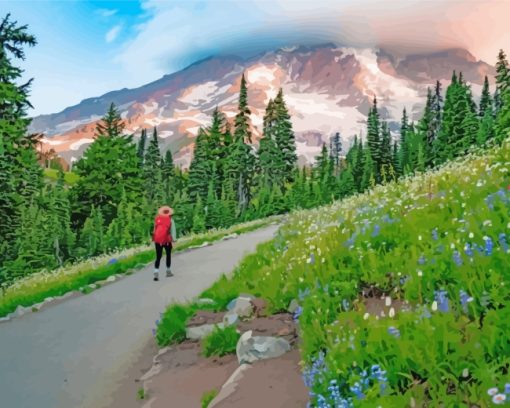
(115, 0, 510, 83)
(97, 8, 118, 18)
(106, 25, 122, 43)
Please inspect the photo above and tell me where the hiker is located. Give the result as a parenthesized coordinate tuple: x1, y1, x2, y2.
(152, 206, 177, 281)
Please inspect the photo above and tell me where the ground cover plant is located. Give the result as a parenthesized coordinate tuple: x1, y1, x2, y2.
(201, 326, 240, 357)
(192, 140, 510, 406)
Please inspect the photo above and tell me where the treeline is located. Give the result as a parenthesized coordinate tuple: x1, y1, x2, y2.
(1, 13, 510, 289)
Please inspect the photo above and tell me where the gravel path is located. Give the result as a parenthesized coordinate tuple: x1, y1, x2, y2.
(0, 225, 278, 408)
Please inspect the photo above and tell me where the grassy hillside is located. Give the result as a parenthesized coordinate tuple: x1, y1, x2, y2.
(199, 140, 510, 406)
(43, 168, 80, 185)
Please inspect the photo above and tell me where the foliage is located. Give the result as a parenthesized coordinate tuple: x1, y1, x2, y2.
(201, 389, 218, 408)
(201, 325, 240, 357)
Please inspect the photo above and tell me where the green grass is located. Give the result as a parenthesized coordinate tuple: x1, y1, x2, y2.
(0, 216, 280, 319)
(43, 168, 80, 185)
(191, 140, 510, 406)
(201, 325, 240, 357)
(137, 387, 146, 400)
(201, 389, 218, 408)
(156, 304, 196, 346)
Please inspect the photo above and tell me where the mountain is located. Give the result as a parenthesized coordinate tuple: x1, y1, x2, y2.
(30, 44, 494, 168)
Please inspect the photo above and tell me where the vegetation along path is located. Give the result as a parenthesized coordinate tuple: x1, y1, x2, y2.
(0, 225, 279, 408)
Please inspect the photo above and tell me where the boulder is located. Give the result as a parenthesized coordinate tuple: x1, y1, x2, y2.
(106, 275, 116, 283)
(185, 323, 224, 341)
(287, 299, 300, 314)
(236, 330, 291, 364)
(227, 296, 254, 318)
(223, 312, 239, 326)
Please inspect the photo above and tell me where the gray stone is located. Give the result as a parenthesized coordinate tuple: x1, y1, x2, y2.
(208, 364, 251, 408)
(226, 296, 254, 317)
(196, 298, 215, 306)
(185, 323, 225, 341)
(44, 297, 54, 303)
(88, 284, 97, 290)
(287, 299, 300, 314)
(236, 330, 291, 364)
(0, 316, 10, 323)
(106, 275, 116, 283)
(223, 312, 239, 326)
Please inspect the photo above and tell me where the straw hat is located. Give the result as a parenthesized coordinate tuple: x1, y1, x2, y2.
(158, 206, 174, 216)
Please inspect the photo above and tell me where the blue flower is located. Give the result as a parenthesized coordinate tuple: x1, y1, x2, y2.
(108, 258, 118, 264)
(464, 243, 474, 257)
(499, 233, 508, 252)
(342, 299, 350, 311)
(432, 228, 439, 241)
(309, 253, 316, 265)
(505, 383, 510, 394)
(388, 326, 400, 338)
(372, 224, 380, 237)
(453, 251, 463, 266)
(484, 237, 494, 256)
(293, 306, 303, 322)
(151, 328, 156, 337)
(459, 290, 473, 313)
(434, 290, 449, 312)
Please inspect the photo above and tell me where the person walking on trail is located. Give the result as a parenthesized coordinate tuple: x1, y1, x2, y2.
(152, 206, 177, 281)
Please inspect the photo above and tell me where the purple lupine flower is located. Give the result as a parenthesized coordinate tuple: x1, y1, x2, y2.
(499, 233, 508, 252)
(464, 243, 474, 257)
(372, 224, 380, 237)
(309, 253, 316, 265)
(459, 290, 473, 313)
(418, 255, 426, 265)
(453, 251, 463, 266)
(293, 306, 303, 322)
(108, 258, 118, 264)
(350, 382, 365, 400)
(432, 228, 439, 241)
(388, 326, 400, 338)
(505, 383, 510, 394)
(484, 236, 494, 256)
(434, 290, 449, 312)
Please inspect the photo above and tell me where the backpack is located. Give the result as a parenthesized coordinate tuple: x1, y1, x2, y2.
(153, 215, 172, 244)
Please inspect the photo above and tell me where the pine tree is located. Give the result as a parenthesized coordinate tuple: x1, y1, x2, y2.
(71, 103, 142, 227)
(188, 128, 211, 201)
(418, 88, 435, 167)
(161, 149, 175, 201)
(379, 121, 393, 174)
(392, 141, 401, 177)
(137, 129, 147, 165)
(192, 196, 206, 234)
(143, 127, 165, 205)
(77, 206, 105, 258)
(273, 89, 297, 183)
(366, 97, 381, 174)
(495, 49, 510, 141)
(399, 108, 410, 172)
(229, 74, 255, 212)
(259, 98, 284, 185)
(479, 76, 493, 118)
(0, 14, 43, 276)
(361, 147, 375, 192)
(476, 109, 495, 145)
(329, 132, 342, 170)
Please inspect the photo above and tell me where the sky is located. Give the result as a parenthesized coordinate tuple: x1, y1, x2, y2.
(2, 0, 510, 116)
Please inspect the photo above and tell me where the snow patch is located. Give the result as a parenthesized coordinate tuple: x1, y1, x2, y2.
(55, 116, 102, 133)
(187, 126, 201, 136)
(247, 65, 277, 84)
(143, 101, 159, 114)
(70, 139, 94, 150)
(41, 138, 65, 146)
(158, 130, 174, 139)
(178, 81, 219, 106)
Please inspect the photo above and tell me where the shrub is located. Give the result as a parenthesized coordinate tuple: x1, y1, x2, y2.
(201, 325, 240, 357)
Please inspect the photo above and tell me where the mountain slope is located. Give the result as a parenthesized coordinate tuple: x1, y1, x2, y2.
(30, 44, 494, 167)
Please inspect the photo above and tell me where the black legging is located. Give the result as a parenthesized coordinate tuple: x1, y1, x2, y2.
(155, 243, 172, 269)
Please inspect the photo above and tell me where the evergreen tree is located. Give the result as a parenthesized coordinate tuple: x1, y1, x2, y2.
(479, 76, 493, 118)
(360, 147, 375, 192)
(192, 196, 206, 234)
(476, 109, 495, 145)
(229, 74, 255, 212)
(0, 14, 43, 276)
(329, 132, 342, 170)
(161, 149, 175, 201)
(379, 121, 393, 176)
(137, 129, 147, 164)
(188, 128, 211, 201)
(495, 49, 510, 141)
(366, 97, 381, 174)
(273, 89, 297, 183)
(418, 88, 435, 167)
(71, 103, 142, 226)
(399, 108, 410, 172)
(392, 141, 401, 177)
(259, 98, 284, 185)
(143, 127, 165, 204)
(77, 206, 105, 258)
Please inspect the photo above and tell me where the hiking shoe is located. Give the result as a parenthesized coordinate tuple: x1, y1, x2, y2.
(166, 269, 173, 277)
(153, 276, 159, 281)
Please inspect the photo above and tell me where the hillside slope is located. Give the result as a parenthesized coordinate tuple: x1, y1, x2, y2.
(29, 45, 494, 168)
(201, 139, 510, 405)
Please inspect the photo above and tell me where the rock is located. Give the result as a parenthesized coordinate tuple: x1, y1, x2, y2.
(0, 316, 10, 323)
(227, 296, 254, 317)
(250, 298, 267, 317)
(106, 275, 116, 283)
(287, 299, 300, 314)
(208, 364, 252, 408)
(44, 297, 54, 303)
(223, 312, 239, 326)
(196, 298, 215, 306)
(236, 330, 291, 364)
(13, 305, 28, 318)
(185, 323, 224, 340)
(88, 284, 97, 290)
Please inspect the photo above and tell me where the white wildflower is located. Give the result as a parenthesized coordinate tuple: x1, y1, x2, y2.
(431, 301, 438, 312)
(389, 307, 395, 318)
(385, 297, 392, 307)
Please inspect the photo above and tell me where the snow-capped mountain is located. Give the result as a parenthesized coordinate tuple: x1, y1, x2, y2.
(30, 44, 494, 167)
